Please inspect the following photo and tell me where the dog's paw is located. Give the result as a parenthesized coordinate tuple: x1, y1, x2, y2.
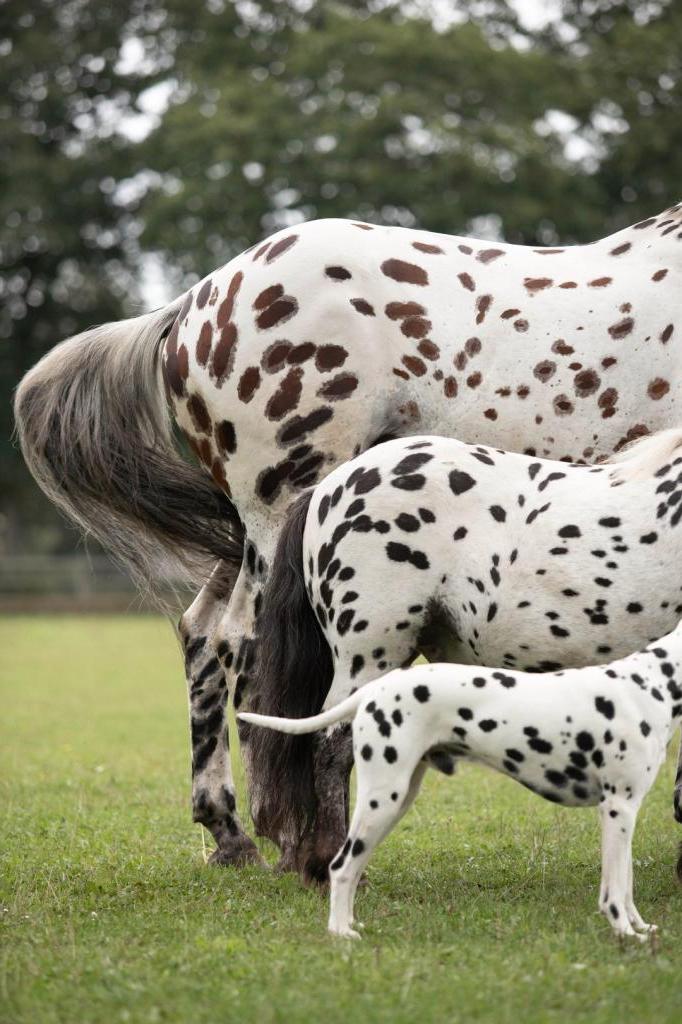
(329, 926, 362, 940)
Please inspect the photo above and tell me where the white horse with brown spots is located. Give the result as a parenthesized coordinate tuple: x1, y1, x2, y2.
(14, 199, 682, 878)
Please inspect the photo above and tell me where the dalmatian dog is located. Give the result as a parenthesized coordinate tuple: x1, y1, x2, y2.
(14, 201, 682, 874)
(241, 621, 682, 940)
(249, 428, 682, 881)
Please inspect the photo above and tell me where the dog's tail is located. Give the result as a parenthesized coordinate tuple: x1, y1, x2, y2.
(239, 689, 364, 736)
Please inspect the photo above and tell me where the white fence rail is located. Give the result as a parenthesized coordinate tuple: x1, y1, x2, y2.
(0, 555, 190, 612)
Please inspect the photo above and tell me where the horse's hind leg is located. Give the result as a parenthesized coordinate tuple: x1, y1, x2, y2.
(180, 563, 263, 866)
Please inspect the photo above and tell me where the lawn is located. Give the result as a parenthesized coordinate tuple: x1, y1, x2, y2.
(1, 616, 681, 1024)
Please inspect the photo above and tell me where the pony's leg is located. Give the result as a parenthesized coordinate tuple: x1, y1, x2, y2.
(295, 724, 355, 885)
(180, 566, 263, 866)
(598, 796, 647, 939)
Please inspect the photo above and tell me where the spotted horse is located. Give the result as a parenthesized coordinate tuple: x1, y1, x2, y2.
(14, 201, 682, 877)
(250, 428, 682, 883)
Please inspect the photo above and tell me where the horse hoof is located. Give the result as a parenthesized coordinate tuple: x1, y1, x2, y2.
(301, 854, 332, 890)
(274, 851, 299, 875)
(208, 836, 265, 868)
(676, 843, 682, 884)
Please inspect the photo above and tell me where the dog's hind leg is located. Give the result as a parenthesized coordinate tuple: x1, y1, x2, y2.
(328, 758, 426, 938)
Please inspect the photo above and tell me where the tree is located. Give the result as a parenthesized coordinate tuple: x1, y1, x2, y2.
(0, 0, 152, 554)
(4, 0, 682, 562)
(134, 0, 602, 286)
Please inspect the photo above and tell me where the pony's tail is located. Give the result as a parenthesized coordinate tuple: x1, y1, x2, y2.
(13, 298, 243, 604)
(239, 689, 363, 735)
(246, 490, 334, 840)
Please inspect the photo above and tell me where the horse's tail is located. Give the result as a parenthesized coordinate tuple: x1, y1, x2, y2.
(13, 297, 243, 603)
(239, 689, 363, 735)
(246, 490, 334, 840)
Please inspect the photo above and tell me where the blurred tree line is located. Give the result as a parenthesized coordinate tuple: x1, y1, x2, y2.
(2, 0, 681, 558)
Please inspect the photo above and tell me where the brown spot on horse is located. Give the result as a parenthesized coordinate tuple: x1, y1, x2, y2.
(533, 360, 556, 382)
(212, 322, 238, 382)
(217, 271, 243, 327)
(418, 340, 440, 360)
(553, 394, 574, 416)
(257, 297, 299, 330)
(265, 235, 298, 262)
(385, 301, 426, 321)
(524, 277, 553, 293)
(315, 345, 348, 372)
(287, 342, 316, 365)
(196, 321, 213, 367)
(238, 366, 262, 403)
(610, 242, 632, 256)
(196, 279, 212, 309)
(262, 340, 292, 373)
(187, 394, 211, 434)
(254, 284, 284, 310)
(476, 295, 492, 324)
(381, 259, 429, 286)
(318, 373, 359, 400)
(215, 420, 236, 454)
(350, 298, 375, 316)
(402, 355, 427, 377)
(608, 317, 634, 340)
(266, 367, 304, 420)
(413, 241, 444, 254)
(477, 249, 505, 264)
(574, 369, 601, 398)
(648, 378, 670, 401)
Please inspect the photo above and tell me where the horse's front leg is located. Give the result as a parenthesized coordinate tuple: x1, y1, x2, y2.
(180, 566, 263, 867)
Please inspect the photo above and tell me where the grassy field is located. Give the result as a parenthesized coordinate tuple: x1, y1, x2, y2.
(1, 616, 681, 1024)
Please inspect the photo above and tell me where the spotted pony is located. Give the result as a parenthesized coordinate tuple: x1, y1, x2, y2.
(250, 429, 682, 880)
(242, 623, 682, 940)
(14, 201, 682, 875)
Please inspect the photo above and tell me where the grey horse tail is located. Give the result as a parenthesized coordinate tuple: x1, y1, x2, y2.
(13, 297, 243, 605)
(246, 489, 334, 842)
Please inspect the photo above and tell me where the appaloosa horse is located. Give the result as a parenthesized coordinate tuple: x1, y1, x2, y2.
(14, 200, 682, 876)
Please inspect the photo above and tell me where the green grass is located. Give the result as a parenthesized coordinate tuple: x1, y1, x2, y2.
(1, 616, 681, 1024)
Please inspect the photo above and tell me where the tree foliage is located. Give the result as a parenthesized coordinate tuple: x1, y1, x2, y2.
(3, 0, 682, 555)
